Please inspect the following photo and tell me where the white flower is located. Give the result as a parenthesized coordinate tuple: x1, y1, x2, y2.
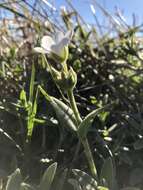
(34, 30, 73, 62)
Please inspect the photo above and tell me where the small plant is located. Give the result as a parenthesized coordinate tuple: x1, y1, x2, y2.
(1, 2, 143, 189)
(32, 30, 142, 190)
(33, 30, 110, 179)
(4, 162, 57, 190)
(3, 162, 140, 190)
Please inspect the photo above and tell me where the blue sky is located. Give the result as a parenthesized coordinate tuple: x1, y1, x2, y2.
(51, 0, 143, 26)
(2, 0, 143, 26)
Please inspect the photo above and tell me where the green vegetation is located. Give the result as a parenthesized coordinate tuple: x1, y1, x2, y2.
(0, 1, 143, 190)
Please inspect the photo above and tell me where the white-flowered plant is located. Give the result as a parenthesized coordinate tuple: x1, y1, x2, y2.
(34, 30, 73, 62)
(33, 29, 108, 180)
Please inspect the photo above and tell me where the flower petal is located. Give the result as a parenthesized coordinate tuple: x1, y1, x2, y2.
(51, 44, 62, 56)
(59, 30, 73, 47)
(54, 31, 64, 43)
(41, 36, 55, 51)
(59, 38, 70, 47)
(34, 47, 48, 54)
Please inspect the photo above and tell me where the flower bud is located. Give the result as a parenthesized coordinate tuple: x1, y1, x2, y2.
(67, 67, 77, 89)
(51, 66, 77, 91)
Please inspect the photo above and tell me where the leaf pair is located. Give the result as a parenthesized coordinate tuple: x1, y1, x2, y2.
(18, 64, 43, 139)
(6, 169, 33, 190)
(70, 169, 109, 190)
(38, 86, 77, 131)
(69, 157, 116, 190)
(6, 163, 57, 190)
(39, 85, 112, 138)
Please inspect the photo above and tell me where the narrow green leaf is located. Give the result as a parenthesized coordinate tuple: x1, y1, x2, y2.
(32, 87, 39, 116)
(38, 85, 52, 102)
(39, 86, 77, 131)
(99, 112, 109, 123)
(27, 102, 33, 138)
(97, 186, 109, 190)
(27, 88, 39, 138)
(78, 105, 110, 138)
(29, 63, 35, 103)
(6, 169, 22, 190)
(72, 169, 98, 190)
(52, 97, 77, 131)
(100, 157, 115, 190)
(39, 162, 57, 190)
(68, 179, 82, 190)
(27, 117, 34, 138)
(34, 118, 46, 124)
(20, 89, 27, 107)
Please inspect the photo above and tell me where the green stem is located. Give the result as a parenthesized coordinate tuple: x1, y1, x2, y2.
(81, 138, 97, 178)
(67, 89, 82, 126)
(67, 89, 97, 178)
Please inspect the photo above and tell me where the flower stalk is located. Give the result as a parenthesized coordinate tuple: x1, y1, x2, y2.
(80, 137, 98, 178)
(67, 89, 82, 126)
(67, 89, 97, 178)
(34, 30, 98, 178)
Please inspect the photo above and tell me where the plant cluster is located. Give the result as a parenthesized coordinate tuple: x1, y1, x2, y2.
(0, 1, 143, 190)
